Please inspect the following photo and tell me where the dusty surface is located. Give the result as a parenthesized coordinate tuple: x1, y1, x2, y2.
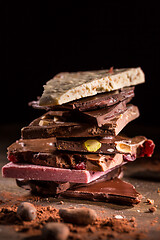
(0, 123, 160, 239)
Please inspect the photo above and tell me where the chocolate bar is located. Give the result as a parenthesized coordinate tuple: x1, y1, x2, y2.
(29, 99, 129, 127)
(8, 137, 56, 153)
(7, 138, 127, 171)
(61, 178, 142, 205)
(57, 136, 147, 154)
(39, 68, 144, 106)
(64, 87, 134, 111)
(2, 162, 125, 183)
(29, 87, 134, 112)
(77, 100, 128, 127)
(21, 105, 139, 139)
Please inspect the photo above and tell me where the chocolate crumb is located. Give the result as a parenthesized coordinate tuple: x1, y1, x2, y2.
(146, 198, 154, 205)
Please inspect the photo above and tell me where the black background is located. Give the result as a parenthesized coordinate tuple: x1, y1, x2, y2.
(1, 2, 160, 126)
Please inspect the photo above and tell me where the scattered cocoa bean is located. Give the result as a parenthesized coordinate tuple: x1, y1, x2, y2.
(59, 207, 97, 225)
(42, 222, 70, 240)
(17, 202, 37, 221)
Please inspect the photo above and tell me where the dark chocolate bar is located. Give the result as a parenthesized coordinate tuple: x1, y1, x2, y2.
(29, 100, 128, 127)
(61, 178, 142, 205)
(77, 100, 128, 127)
(21, 105, 139, 139)
(57, 136, 146, 154)
(64, 87, 134, 111)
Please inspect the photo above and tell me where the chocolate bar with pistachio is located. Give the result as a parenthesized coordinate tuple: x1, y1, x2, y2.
(57, 136, 148, 155)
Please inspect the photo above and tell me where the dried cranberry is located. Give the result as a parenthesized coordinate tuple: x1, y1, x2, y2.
(8, 154, 17, 163)
(75, 162, 86, 170)
(139, 140, 155, 157)
(123, 154, 136, 162)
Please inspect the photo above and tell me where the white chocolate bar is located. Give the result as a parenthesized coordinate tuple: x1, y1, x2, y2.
(39, 68, 144, 106)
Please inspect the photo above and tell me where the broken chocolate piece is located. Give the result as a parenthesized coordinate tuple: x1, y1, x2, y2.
(39, 68, 144, 106)
(8, 136, 138, 172)
(61, 178, 142, 205)
(57, 135, 146, 154)
(7, 145, 127, 172)
(77, 100, 128, 127)
(64, 87, 135, 111)
(21, 105, 139, 138)
(29, 100, 129, 127)
(8, 137, 56, 154)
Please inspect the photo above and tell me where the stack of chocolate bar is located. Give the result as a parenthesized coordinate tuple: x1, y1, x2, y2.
(2, 68, 155, 205)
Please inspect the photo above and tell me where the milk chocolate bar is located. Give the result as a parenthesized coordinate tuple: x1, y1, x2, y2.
(21, 105, 139, 139)
(8, 149, 126, 172)
(61, 178, 142, 205)
(57, 136, 147, 154)
(8, 137, 155, 172)
(2, 162, 125, 183)
(39, 68, 144, 106)
(8, 137, 129, 172)
(16, 167, 123, 195)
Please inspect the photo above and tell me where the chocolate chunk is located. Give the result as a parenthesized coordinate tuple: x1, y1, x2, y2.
(21, 105, 139, 138)
(57, 136, 146, 154)
(61, 178, 142, 205)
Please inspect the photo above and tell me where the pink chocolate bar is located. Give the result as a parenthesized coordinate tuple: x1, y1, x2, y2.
(2, 162, 120, 183)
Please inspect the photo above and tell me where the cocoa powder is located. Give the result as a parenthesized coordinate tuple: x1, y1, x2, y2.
(0, 203, 147, 240)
